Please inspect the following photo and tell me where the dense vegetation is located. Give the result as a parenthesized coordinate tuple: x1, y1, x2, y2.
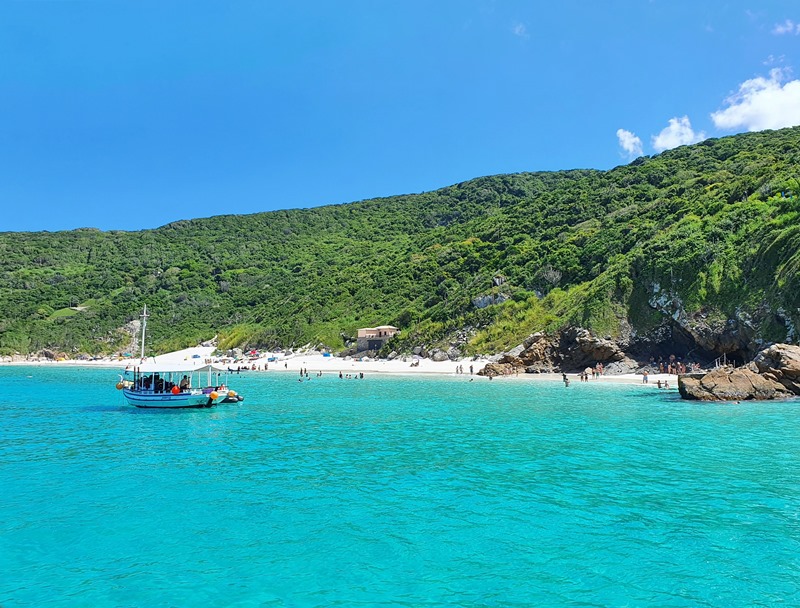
(2, 127, 799, 359)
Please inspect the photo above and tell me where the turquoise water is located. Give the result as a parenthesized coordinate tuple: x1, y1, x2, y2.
(2, 367, 800, 607)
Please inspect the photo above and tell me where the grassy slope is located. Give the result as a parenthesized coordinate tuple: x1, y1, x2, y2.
(1, 127, 798, 356)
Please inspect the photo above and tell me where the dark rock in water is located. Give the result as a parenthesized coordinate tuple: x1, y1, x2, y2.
(678, 367, 790, 401)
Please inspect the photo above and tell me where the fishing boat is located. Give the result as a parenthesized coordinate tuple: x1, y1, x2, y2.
(115, 306, 244, 408)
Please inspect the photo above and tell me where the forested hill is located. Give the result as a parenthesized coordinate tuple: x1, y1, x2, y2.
(2, 126, 799, 361)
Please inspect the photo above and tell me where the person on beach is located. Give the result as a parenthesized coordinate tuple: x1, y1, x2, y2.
(642, 369, 649, 384)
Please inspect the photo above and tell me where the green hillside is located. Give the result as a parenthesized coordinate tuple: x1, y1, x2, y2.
(2, 127, 799, 361)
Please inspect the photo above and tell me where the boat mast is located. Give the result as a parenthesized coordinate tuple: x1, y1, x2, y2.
(140, 304, 149, 361)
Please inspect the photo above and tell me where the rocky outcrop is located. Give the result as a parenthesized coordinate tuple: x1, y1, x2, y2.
(678, 343, 800, 401)
(518, 333, 559, 371)
(512, 328, 625, 372)
(557, 328, 625, 369)
(643, 283, 792, 362)
(478, 355, 525, 377)
(678, 367, 790, 401)
(753, 343, 800, 394)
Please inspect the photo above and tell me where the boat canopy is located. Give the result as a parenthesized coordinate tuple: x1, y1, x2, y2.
(126, 361, 228, 374)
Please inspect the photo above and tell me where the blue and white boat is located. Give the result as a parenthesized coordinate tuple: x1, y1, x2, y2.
(119, 361, 243, 408)
(115, 306, 244, 408)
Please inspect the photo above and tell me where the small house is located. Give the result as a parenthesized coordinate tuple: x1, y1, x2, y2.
(356, 325, 399, 352)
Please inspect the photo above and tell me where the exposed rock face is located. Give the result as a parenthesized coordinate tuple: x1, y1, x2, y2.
(644, 283, 788, 361)
(518, 333, 559, 371)
(753, 343, 800, 394)
(558, 328, 625, 369)
(478, 355, 525, 377)
(678, 344, 800, 401)
(481, 328, 631, 375)
(472, 293, 509, 309)
(514, 328, 625, 372)
(678, 368, 790, 401)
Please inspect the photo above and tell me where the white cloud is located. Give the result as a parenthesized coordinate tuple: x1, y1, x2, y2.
(773, 19, 800, 35)
(511, 22, 528, 38)
(763, 54, 785, 66)
(711, 68, 800, 131)
(651, 116, 706, 152)
(616, 128, 643, 158)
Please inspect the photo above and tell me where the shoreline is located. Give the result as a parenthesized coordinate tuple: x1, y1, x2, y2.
(1, 351, 681, 387)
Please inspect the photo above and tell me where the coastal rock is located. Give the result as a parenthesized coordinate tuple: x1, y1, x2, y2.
(753, 343, 800, 394)
(514, 328, 630, 373)
(601, 357, 639, 375)
(645, 285, 762, 361)
(557, 328, 624, 370)
(478, 362, 517, 377)
(497, 354, 525, 369)
(506, 344, 525, 358)
(518, 333, 559, 369)
(678, 367, 790, 401)
(525, 363, 555, 373)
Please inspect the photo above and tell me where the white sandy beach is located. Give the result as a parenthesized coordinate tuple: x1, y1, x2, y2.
(1, 345, 681, 387)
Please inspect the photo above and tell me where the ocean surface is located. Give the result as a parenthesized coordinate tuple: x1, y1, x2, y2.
(2, 366, 800, 607)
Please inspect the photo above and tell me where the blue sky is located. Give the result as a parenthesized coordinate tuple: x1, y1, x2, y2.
(2, 1, 799, 233)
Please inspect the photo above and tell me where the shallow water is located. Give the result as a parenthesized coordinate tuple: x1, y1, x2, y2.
(2, 366, 800, 606)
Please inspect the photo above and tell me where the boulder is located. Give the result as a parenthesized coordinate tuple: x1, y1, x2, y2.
(478, 362, 517, 377)
(447, 346, 462, 361)
(601, 357, 640, 375)
(430, 349, 450, 362)
(518, 333, 559, 368)
(497, 354, 522, 365)
(678, 367, 791, 401)
(753, 343, 800, 394)
(525, 363, 554, 374)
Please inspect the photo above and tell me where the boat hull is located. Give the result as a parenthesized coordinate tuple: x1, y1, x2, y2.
(122, 389, 217, 409)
